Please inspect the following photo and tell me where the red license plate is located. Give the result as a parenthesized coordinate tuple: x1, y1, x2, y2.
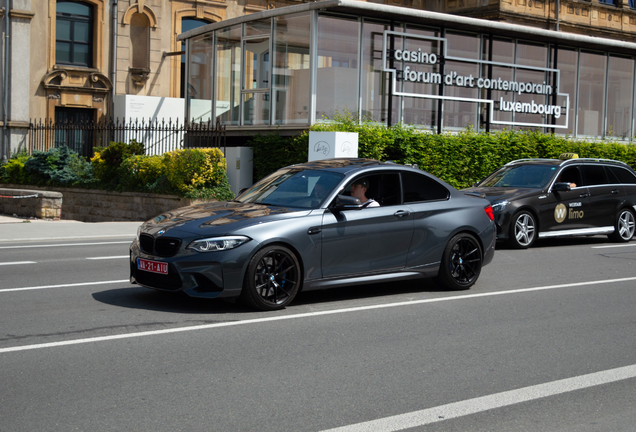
(137, 258, 168, 275)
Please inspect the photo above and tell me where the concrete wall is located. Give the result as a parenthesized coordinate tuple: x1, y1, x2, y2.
(0, 188, 63, 219)
(0, 184, 215, 222)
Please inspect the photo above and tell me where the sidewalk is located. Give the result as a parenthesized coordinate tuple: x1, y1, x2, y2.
(0, 213, 142, 241)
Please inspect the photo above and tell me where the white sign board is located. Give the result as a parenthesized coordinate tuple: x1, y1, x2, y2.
(308, 132, 358, 162)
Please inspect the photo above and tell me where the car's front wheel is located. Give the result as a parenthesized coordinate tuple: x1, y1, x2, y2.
(508, 211, 537, 249)
(608, 208, 636, 242)
(241, 245, 301, 311)
(435, 233, 482, 290)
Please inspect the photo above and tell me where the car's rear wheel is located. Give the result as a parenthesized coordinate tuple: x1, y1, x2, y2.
(608, 208, 636, 242)
(508, 211, 537, 249)
(240, 245, 301, 311)
(435, 233, 482, 290)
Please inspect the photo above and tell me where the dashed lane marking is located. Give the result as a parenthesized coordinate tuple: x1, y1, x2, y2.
(85, 256, 129, 260)
(0, 241, 132, 249)
(0, 280, 129, 293)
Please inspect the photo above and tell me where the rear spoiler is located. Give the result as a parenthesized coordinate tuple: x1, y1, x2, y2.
(462, 191, 486, 199)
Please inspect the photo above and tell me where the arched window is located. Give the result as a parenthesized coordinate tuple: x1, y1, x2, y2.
(180, 18, 209, 97)
(130, 13, 150, 69)
(56, 1, 93, 67)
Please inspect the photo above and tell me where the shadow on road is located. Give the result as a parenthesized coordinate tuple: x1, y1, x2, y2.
(92, 287, 248, 314)
(92, 278, 451, 314)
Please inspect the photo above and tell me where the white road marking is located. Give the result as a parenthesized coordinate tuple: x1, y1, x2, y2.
(0, 234, 136, 242)
(320, 364, 636, 432)
(592, 243, 636, 249)
(0, 261, 37, 266)
(85, 256, 129, 260)
(1, 276, 635, 353)
(0, 241, 132, 249)
(0, 280, 129, 293)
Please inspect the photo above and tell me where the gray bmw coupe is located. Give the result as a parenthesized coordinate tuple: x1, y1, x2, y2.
(130, 159, 496, 310)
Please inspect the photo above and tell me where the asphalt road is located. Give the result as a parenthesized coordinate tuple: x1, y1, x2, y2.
(1, 219, 635, 432)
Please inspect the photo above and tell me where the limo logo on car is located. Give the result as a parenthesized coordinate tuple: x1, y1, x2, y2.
(555, 204, 567, 223)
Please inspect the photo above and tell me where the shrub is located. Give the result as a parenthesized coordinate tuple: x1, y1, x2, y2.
(163, 148, 233, 199)
(119, 155, 167, 192)
(91, 140, 145, 186)
(0, 152, 31, 184)
(23, 146, 93, 186)
(251, 131, 309, 182)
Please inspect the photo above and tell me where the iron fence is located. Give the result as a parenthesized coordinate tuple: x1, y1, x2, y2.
(28, 118, 227, 158)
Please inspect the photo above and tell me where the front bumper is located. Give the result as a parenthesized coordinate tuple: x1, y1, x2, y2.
(493, 211, 512, 241)
(129, 239, 250, 299)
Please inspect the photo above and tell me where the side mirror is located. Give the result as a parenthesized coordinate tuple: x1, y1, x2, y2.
(553, 182, 571, 192)
(333, 195, 363, 210)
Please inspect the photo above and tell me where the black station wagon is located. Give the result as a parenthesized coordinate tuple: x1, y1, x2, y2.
(463, 156, 636, 248)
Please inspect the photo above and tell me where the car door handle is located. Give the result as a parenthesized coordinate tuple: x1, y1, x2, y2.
(611, 189, 620, 194)
(393, 210, 411, 218)
(307, 227, 321, 235)
(579, 193, 590, 198)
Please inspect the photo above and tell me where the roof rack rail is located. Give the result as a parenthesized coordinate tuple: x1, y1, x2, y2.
(505, 158, 556, 165)
(559, 157, 628, 166)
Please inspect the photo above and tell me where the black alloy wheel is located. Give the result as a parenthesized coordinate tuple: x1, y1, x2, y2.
(241, 245, 301, 311)
(508, 210, 537, 249)
(608, 208, 636, 242)
(436, 233, 483, 290)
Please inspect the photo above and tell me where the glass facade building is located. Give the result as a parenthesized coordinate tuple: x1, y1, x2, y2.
(180, 0, 636, 144)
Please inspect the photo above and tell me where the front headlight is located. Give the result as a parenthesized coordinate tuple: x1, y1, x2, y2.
(491, 200, 510, 213)
(187, 236, 251, 252)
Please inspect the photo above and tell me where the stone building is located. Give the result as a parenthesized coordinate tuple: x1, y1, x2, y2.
(2, 0, 636, 159)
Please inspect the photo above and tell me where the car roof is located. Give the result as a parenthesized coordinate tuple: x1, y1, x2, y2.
(506, 157, 632, 169)
(285, 158, 396, 173)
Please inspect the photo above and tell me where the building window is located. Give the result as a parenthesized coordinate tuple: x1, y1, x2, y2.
(273, 12, 310, 125)
(181, 18, 209, 98)
(599, 0, 617, 5)
(215, 25, 242, 126)
(316, 15, 360, 121)
(577, 51, 607, 137)
(56, 1, 93, 67)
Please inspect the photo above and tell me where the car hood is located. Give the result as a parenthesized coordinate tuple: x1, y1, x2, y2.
(462, 186, 542, 203)
(141, 201, 311, 236)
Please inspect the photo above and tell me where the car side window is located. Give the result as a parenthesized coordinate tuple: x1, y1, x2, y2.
(556, 166, 582, 187)
(343, 173, 401, 207)
(608, 166, 636, 184)
(581, 165, 609, 186)
(402, 172, 449, 203)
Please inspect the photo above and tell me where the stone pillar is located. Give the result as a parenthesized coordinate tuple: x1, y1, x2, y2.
(7, 0, 33, 155)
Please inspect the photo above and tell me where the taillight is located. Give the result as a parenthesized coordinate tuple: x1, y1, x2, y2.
(484, 205, 495, 221)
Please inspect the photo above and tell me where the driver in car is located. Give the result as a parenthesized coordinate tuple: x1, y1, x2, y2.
(351, 178, 380, 208)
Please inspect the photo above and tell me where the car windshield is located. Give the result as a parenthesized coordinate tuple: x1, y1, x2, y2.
(236, 169, 344, 209)
(479, 164, 557, 188)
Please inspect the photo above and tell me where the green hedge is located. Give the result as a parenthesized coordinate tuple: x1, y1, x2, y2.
(247, 118, 636, 189)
